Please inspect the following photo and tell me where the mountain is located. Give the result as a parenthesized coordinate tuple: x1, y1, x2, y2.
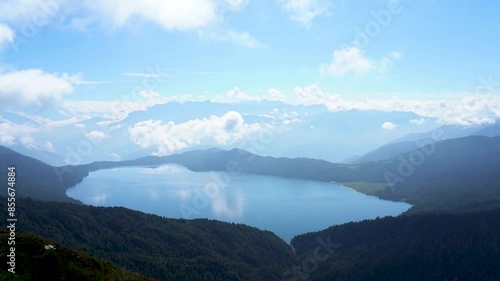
(255, 109, 438, 162)
(0, 146, 87, 203)
(473, 123, 500, 137)
(376, 135, 500, 213)
(4, 144, 65, 166)
(291, 208, 500, 281)
(341, 154, 361, 163)
(390, 124, 487, 144)
(353, 140, 421, 163)
(80, 135, 500, 213)
(0, 230, 151, 281)
(356, 122, 500, 164)
(6, 134, 500, 214)
(4, 198, 296, 281)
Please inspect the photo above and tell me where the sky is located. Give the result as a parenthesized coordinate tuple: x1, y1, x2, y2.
(0, 0, 499, 125)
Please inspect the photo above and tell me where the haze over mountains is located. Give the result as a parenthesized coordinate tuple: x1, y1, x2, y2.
(4, 100, 500, 168)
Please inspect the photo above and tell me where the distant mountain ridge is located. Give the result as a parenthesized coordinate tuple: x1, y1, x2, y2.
(0, 146, 86, 203)
(3, 134, 500, 213)
(354, 121, 500, 163)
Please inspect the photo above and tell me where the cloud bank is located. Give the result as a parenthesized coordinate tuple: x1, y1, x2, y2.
(128, 111, 261, 155)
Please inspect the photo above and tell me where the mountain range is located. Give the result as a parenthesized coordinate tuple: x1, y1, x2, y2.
(2, 125, 500, 280)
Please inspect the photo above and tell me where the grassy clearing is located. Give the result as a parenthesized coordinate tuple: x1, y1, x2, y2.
(339, 181, 393, 195)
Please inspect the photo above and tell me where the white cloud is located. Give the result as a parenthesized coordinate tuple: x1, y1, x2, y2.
(221, 0, 249, 11)
(266, 88, 288, 102)
(60, 72, 109, 85)
(381, 121, 398, 130)
(0, 1, 257, 48)
(210, 87, 289, 103)
(226, 87, 259, 102)
(198, 29, 264, 48)
(84, 0, 219, 31)
(278, 0, 331, 27)
(0, 69, 73, 108)
(0, 0, 62, 24)
(110, 153, 121, 161)
(321, 47, 372, 76)
(62, 92, 168, 123)
(20, 136, 39, 149)
(291, 84, 500, 126)
(137, 90, 164, 101)
(0, 117, 38, 146)
(320, 47, 401, 76)
(85, 131, 109, 141)
(9, 111, 82, 128)
(0, 23, 15, 47)
(45, 141, 54, 152)
(128, 111, 261, 155)
(294, 84, 345, 108)
(410, 118, 428, 125)
(379, 51, 402, 70)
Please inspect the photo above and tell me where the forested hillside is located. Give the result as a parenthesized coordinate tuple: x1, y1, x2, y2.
(1, 198, 295, 280)
(0, 230, 152, 281)
(291, 208, 500, 281)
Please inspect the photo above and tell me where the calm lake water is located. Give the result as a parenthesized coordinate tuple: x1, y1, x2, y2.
(67, 164, 411, 242)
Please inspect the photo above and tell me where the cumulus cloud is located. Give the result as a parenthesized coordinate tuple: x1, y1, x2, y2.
(225, 87, 258, 102)
(85, 131, 109, 141)
(321, 47, 372, 76)
(0, 117, 38, 146)
(0, 69, 74, 108)
(320, 47, 401, 76)
(84, 0, 218, 31)
(1, 1, 258, 48)
(266, 88, 288, 102)
(128, 111, 261, 155)
(293, 84, 346, 109)
(198, 29, 264, 48)
(410, 118, 428, 125)
(211, 87, 288, 103)
(0, 23, 14, 47)
(381, 121, 398, 130)
(277, 0, 331, 27)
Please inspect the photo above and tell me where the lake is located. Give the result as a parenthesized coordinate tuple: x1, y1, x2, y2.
(66, 164, 411, 242)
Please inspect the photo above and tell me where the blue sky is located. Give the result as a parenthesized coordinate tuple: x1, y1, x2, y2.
(0, 0, 499, 123)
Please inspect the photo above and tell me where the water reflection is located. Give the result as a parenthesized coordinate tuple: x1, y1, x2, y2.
(211, 192, 244, 218)
(67, 164, 411, 242)
(90, 193, 109, 204)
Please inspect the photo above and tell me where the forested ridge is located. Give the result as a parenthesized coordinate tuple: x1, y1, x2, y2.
(0, 229, 152, 281)
(291, 208, 500, 281)
(3, 199, 499, 280)
(1, 198, 295, 280)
